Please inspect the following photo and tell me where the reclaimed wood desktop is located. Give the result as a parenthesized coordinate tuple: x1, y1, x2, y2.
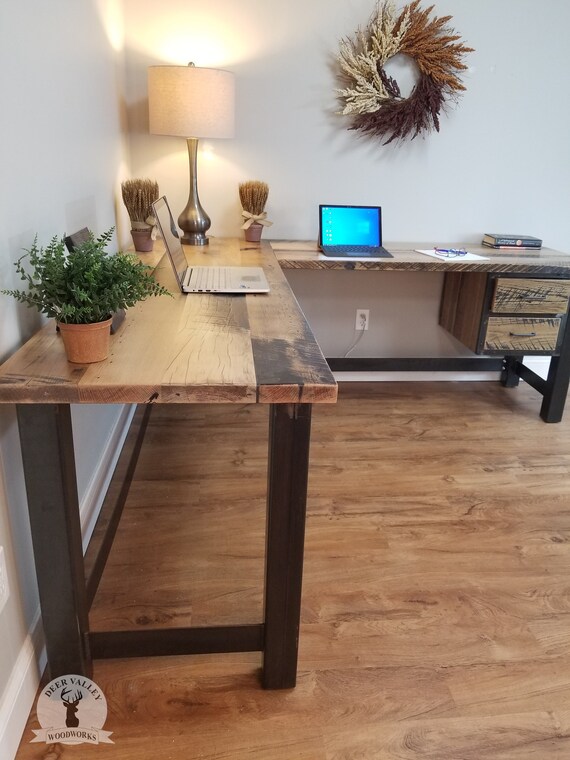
(0, 238, 337, 689)
(273, 241, 570, 422)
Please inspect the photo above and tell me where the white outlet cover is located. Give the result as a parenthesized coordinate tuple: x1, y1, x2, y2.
(0, 546, 9, 614)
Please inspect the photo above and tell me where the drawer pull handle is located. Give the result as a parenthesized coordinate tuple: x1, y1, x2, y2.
(509, 331, 537, 337)
(522, 296, 548, 301)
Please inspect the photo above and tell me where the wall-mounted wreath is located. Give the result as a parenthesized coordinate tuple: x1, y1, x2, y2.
(337, 0, 473, 145)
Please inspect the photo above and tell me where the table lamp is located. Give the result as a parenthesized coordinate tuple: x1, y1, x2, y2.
(148, 63, 235, 246)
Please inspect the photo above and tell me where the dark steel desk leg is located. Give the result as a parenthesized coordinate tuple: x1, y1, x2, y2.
(263, 403, 312, 689)
(540, 318, 570, 423)
(17, 404, 91, 678)
(501, 355, 522, 388)
(541, 355, 570, 422)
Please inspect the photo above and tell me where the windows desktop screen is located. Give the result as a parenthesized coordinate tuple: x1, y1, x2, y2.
(320, 206, 381, 246)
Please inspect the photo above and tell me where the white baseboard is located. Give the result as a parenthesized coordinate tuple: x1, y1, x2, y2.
(523, 356, 551, 379)
(80, 403, 136, 551)
(0, 612, 45, 760)
(334, 371, 501, 382)
(334, 357, 551, 383)
(0, 403, 136, 760)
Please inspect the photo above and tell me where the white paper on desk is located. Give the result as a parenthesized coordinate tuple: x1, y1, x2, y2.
(415, 249, 490, 261)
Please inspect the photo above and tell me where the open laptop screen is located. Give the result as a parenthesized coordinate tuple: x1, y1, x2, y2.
(153, 196, 187, 286)
(320, 205, 381, 247)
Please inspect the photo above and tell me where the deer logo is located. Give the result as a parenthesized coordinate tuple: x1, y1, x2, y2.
(60, 688, 82, 728)
(34, 675, 113, 746)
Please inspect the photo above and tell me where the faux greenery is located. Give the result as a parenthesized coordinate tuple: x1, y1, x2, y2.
(2, 228, 170, 324)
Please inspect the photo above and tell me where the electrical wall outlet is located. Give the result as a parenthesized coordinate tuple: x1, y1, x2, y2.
(355, 309, 369, 331)
(0, 546, 9, 615)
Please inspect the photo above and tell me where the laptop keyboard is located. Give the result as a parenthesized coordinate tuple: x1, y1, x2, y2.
(191, 267, 230, 291)
(321, 245, 393, 258)
(325, 245, 379, 254)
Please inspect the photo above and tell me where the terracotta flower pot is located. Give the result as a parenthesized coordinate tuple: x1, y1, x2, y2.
(244, 223, 263, 243)
(130, 227, 154, 252)
(57, 318, 113, 363)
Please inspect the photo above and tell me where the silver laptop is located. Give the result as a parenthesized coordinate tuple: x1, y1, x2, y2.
(152, 196, 270, 294)
(318, 204, 392, 258)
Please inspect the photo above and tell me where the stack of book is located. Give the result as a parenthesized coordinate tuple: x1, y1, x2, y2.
(482, 233, 542, 250)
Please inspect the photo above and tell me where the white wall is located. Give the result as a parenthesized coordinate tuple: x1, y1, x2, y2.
(0, 1, 130, 757)
(123, 0, 570, 358)
(123, 0, 570, 244)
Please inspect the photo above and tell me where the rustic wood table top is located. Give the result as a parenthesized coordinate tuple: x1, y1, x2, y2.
(272, 241, 570, 274)
(0, 238, 337, 405)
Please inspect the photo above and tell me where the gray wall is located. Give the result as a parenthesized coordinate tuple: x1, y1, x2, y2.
(124, 0, 570, 358)
(125, 0, 570, 245)
(0, 1, 129, 756)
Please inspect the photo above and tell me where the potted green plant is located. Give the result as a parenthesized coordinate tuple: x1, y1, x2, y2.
(239, 180, 273, 242)
(2, 229, 170, 363)
(121, 178, 159, 252)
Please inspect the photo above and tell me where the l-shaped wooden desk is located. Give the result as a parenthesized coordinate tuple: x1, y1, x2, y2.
(2, 236, 570, 694)
(273, 241, 570, 422)
(0, 238, 337, 689)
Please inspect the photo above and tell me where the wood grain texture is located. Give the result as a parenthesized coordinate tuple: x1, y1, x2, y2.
(439, 272, 488, 351)
(15, 381, 570, 759)
(0, 239, 337, 405)
(272, 241, 570, 274)
(484, 317, 562, 353)
(491, 278, 570, 314)
(440, 271, 570, 357)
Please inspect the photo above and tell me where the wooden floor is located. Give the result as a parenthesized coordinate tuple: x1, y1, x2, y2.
(16, 382, 570, 759)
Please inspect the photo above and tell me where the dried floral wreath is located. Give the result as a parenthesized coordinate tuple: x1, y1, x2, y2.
(337, 0, 473, 145)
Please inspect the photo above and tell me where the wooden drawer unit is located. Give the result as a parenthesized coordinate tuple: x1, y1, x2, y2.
(484, 316, 562, 352)
(440, 273, 570, 355)
(491, 278, 570, 314)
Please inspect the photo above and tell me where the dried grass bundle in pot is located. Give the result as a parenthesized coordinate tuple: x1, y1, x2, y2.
(239, 180, 273, 242)
(121, 178, 159, 252)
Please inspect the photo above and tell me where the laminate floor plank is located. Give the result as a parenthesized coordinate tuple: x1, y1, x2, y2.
(444, 657, 570, 717)
(14, 381, 570, 760)
(322, 712, 569, 759)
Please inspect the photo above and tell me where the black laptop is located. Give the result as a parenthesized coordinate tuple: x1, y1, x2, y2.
(318, 204, 392, 258)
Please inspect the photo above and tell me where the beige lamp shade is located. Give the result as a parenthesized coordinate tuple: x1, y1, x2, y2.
(148, 65, 235, 139)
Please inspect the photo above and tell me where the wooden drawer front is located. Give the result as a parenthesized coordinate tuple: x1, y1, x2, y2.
(483, 317, 562, 352)
(491, 278, 570, 314)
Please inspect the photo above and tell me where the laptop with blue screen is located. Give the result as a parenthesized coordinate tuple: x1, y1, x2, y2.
(318, 204, 392, 258)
